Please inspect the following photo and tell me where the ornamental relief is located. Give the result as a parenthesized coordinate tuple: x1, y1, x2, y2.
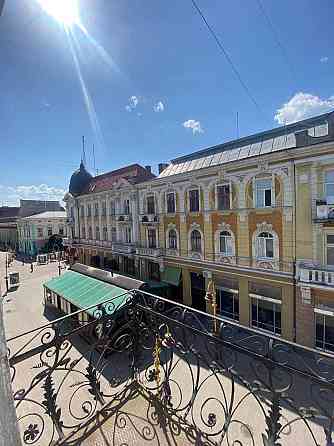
(256, 221, 273, 233)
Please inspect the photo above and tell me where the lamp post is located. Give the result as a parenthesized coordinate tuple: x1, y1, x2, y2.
(205, 279, 218, 335)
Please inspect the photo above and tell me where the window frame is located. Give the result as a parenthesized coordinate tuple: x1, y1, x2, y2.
(94, 202, 99, 217)
(47, 226, 53, 237)
(147, 228, 157, 248)
(250, 293, 282, 335)
(101, 201, 106, 216)
(146, 195, 155, 215)
(257, 232, 274, 259)
(87, 204, 91, 217)
(110, 201, 115, 216)
(219, 230, 233, 255)
(216, 182, 232, 211)
(315, 307, 334, 353)
(324, 169, 334, 204)
(325, 233, 334, 266)
(102, 226, 108, 241)
(124, 226, 132, 244)
(216, 286, 239, 321)
(166, 192, 176, 214)
(190, 229, 202, 252)
(168, 228, 178, 249)
(254, 176, 275, 209)
(37, 227, 43, 238)
(188, 188, 200, 213)
(95, 226, 100, 240)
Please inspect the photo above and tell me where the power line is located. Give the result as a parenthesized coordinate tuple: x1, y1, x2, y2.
(255, 0, 297, 85)
(190, 0, 266, 122)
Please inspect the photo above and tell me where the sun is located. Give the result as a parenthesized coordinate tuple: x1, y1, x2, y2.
(37, 0, 80, 26)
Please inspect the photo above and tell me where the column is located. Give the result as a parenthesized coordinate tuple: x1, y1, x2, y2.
(178, 186, 187, 257)
(281, 283, 294, 341)
(130, 192, 139, 244)
(182, 268, 192, 307)
(98, 199, 102, 243)
(238, 276, 250, 327)
(203, 184, 213, 261)
(295, 286, 314, 347)
(106, 196, 111, 241)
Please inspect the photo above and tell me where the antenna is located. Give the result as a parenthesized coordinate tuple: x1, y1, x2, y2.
(82, 136, 86, 166)
(236, 112, 239, 139)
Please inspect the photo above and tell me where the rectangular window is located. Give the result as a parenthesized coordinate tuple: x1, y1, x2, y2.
(217, 185, 230, 210)
(251, 297, 281, 335)
(124, 227, 132, 243)
(166, 193, 176, 213)
(47, 226, 52, 236)
(147, 196, 155, 214)
(316, 312, 334, 352)
(189, 189, 200, 212)
(80, 206, 85, 217)
(95, 227, 100, 240)
(81, 226, 86, 239)
(327, 235, 334, 265)
(148, 261, 160, 281)
(217, 288, 239, 320)
(101, 201, 106, 216)
(87, 204, 91, 217)
(255, 179, 272, 208)
(59, 226, 64, 236)
(124, 257, 135, 276)
(110, 201, 115, 216)
(148, 228, 157, 248)
(124, 199, 130, 215)
(111, 227, 117, 242)
(325, 171, 334, 204)
(37, 227, 43, 238)
(103, 227, 108, 241)
(94, 203, 99, 216)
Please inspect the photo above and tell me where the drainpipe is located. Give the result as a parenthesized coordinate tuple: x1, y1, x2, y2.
(292, 161, 297, 342)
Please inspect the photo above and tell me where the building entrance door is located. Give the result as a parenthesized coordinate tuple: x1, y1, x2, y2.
(190, 272, 206, 312)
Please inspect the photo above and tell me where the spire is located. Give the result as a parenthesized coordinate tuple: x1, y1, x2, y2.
(81, 135, 86, 167)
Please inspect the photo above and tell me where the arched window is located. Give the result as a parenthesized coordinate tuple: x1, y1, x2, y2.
(257, 232, 274, 258)
(95, 226, 100, 241)
(168, 229, 177, 249)
(88, 226, 92, 239)
(191, 230, 201, 252)
(219, 231, 233, 255)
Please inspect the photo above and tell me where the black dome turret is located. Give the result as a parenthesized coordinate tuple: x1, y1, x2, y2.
(69, 161, 92, 196)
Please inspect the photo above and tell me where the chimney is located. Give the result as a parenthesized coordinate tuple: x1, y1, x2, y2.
(145, 165, 151, 174)
(158, 163, 169, 174)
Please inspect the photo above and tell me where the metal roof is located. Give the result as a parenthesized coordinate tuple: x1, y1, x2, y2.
(158, 112, 332, 179)
(23, 211, 67, 220)
(44, 270, 130, 316)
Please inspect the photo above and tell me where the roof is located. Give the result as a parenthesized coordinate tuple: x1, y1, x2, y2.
(44, 270, 131, 317)
(158, 111, 334, 178)
(80, 164, 155, 195)
(23, 211, 67, 220)
(0, 207, 20, 221)
(70, 263, 146, 290)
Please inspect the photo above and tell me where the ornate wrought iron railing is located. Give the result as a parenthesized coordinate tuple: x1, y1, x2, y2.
(7, 290, 334, 445)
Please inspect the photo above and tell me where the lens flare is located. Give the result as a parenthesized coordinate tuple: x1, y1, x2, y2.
(37, 0, 79, 26)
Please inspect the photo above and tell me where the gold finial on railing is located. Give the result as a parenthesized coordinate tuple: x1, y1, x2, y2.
(153, 334, 162, 393)
(205, 279, 218, 335)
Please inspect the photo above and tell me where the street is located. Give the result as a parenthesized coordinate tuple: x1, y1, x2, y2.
(0, 251, 63, 338)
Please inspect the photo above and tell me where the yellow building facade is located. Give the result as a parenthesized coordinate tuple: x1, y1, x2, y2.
(65, 111, 334, 351)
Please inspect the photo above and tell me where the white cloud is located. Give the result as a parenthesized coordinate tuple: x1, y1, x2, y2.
(125, 95, 139, 112)
(0, 184, 66, 206)
(320, 56, 329, 63)
(153, 101, 165, 112)
(274, 92, 334, 124)
(183, 119, 204, 134)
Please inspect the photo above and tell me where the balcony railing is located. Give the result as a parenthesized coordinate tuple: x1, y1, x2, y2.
(299, 261, 334, 286)
(314, 199, 334, 222)
(136, 246, 163, 257)
(112, 242, 136, 254)
(7, 290, 334, 445)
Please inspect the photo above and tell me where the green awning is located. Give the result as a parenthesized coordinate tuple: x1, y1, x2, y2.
(161, 267, 182, 287)
(44, 270, 129, 317)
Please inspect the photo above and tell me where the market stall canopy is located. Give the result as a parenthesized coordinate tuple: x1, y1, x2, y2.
(44, 270, 131, 317)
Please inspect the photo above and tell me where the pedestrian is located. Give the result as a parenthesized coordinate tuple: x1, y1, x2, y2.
(30, 262, 34, 273)
(22, 259, 25, 266)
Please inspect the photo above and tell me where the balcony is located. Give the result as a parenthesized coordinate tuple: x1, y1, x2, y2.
(136, 246, 163, 257)
(112, 242, 136, 254)
(7, 290, 334, 445)
(314, 199, 334, 223)
(299, 261, 334, 287)
(118, 214, 132, 223)
(141, 214, 159, 224)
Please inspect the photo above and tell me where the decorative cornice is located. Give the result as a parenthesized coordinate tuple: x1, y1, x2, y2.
(217, 222, 231, 232)
(190, 222, 201, 231)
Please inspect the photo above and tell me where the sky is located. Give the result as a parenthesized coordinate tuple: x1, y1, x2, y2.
(0, 0, 333, 205)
